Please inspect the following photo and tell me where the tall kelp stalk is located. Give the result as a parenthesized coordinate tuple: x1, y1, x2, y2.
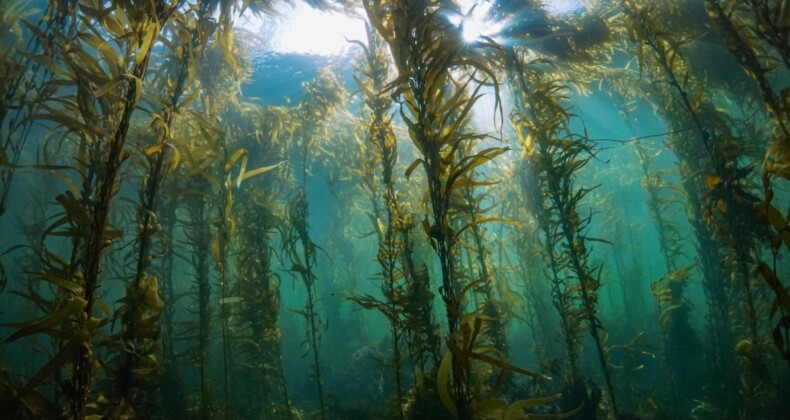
(620, 2, 771, 413)
(282, 69, 344, 419)
(0, 2, 180, 418)
(233, 180, 291, 418)
(214, 142, 282, 418)
(220, 103, 292, 419)
(454, 143, 509, 355)
(108, 8, 207, 415)
(174, 116, 263, 419)
(182, 181, 213, 417)
(347, 23, 444, 416)
(121, 3, 220, 415)
(635, 142, 702, 414)
(501, 177, 554, 363)
(361, 0, 527, 417)
(0, 0, 77, 222)
(154, 192, 187, 418)
(346, 24, 408, 419)
(175, 111, 223, 417)
(507, 48, 617, 416)
(515, 156, 584, 388)
(703, 0, 790, 374)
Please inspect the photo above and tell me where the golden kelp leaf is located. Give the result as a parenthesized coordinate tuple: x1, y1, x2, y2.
(469, 351, 551, 380)
(237, 161, 284, 187)
(453, 178, 501, 189)
(758, 263, 790, 312)
(705, 175, 722, 190)
(221, 297, 244, 305)
(225, 148, 248, 173)
(144, 142, 165, 157)
(437, 350, 457, 417)
(508, 394, 561, 411)
(177, 85, 201, 110)
(103, 11, 128, 38)
(94, 77, 123, 97)
(20, 316, 101, 395)
(405, 158, 423, 180)
(35, 273, 83, 295)
(142, 276, 164, 310)
(135, 19, 160, 66)
(1, 297, 86, 343)
(755, 201, 790, 249)
(763, 142, 790, 179)
(212, 235, 221, 263)
(93, 299, 110, 317)
(663, 263, 697, 283)
(448, 147, 510, 188)
(164, 143, 181, 177)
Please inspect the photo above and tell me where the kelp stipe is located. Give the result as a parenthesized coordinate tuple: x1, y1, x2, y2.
(181, 174, 215, 418)
(635, 141, 703, 415)
(0, 0, 76, 223)
(621, 1, 774, 415)
(346, 23, 409, 419)
(507, 46, 617, 417)
(704, 0, 790, 414)
(221, 102, 293, 419)
(0, 2, 177, 418)
(106, 8, 206, 415)
(362, 0, 519, 416)
(282, 69, 344, 420)
(454, 139, 511, 356)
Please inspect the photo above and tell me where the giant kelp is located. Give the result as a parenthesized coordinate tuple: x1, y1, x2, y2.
(1, 0, 790, 419)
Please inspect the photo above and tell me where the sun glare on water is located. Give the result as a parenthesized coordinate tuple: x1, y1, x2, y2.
(236, 0, 585, 56)
(237, 3, 367, 56)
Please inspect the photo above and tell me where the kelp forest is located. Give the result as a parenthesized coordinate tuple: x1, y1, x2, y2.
(1, 0, 790, 418)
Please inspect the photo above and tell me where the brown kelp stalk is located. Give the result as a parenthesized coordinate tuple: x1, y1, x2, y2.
(69, 3, 179, 417)
(233, 184, 291, 417)
(621, 5, 766, 409)
(456, 159, 509, 354)
(283, 69, 343, 419)
(363, 0, 508, 416)
(181, 176, 213, 416)
(508, 47, 617, 415)
(635, 142, 702, 414)
(0, 2, 180, 418)
(175, 116, 221, 416)
(213, 145, 281, 417)
(154, 192, 188, 417)
(0, 1, 76, 221)
(347, 24, 407, 418)
(111, 10, 205, 414)
(703, 0, 790, 370)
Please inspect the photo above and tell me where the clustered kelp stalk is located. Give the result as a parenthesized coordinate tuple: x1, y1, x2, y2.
(1, 0, 790, 419)
(348, 24, 409, 419)
(635, 141, 702, 414)
(362, 1, 558, 419)
(0, 1, 77, 222)
(621, 1, 777, 415)
(507, 47, 617, 416)
(706, 0, 790, 374)
(182, 176, 214, 418)
(282, 69, 344, 420)
(0, 1, 179, 418)
(108, 8, 205, 414)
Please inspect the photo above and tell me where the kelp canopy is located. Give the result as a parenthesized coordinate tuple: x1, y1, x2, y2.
(0, 0, 789, 419)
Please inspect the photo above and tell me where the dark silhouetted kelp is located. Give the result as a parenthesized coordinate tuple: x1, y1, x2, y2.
(1, 1, 789, 419)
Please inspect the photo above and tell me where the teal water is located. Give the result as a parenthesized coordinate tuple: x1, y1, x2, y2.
(0, 1, 789, 419)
